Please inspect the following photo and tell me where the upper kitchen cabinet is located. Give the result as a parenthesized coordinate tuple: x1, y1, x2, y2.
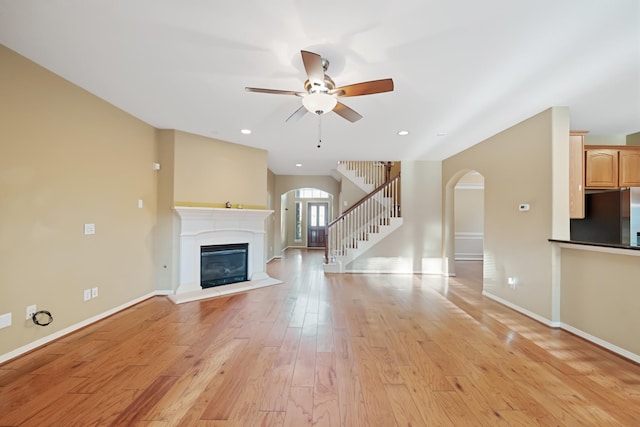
(585, 148, 618, 188)
(569, 131, 587, 219)
(618, 149, 640, 186)
(584, 146, 640, 189)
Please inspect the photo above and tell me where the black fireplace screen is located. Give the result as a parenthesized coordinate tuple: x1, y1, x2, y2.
(200, 243, 248, 288)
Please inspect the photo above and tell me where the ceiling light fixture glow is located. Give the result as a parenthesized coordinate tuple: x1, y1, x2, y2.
(241, 129, 251, 134)
(295, 163, 302, 167)
(302, 92, 337, 115)
(397, 130, 409, 136)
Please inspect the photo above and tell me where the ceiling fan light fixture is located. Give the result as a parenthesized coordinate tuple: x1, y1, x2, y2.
(302, 92, 337, 115)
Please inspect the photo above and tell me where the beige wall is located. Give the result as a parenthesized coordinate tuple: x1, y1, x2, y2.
(560, 247, 640, 356)
(154, 130, 179, 291)
(443, 108, 570, 321)
(627, 131, 640, 145)
(584, 134, 627, 146)
(173, 130, 267, 208)
(339, 178, 367, 213)
(0, 44, 158, 356)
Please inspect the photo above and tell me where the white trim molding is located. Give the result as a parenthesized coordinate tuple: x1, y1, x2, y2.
(455, 231, 483, 260)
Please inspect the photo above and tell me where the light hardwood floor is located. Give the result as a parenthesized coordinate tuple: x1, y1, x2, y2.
(1, 249, 639, 426)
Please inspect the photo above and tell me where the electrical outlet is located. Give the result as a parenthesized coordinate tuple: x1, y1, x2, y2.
(26, 305, 37, 320)
(508, 277, 517, 288)
(83, 289, 91, 301)
(91, 287, 98, 298)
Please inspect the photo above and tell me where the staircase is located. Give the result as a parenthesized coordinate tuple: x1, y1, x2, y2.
(324, 172, 402, 273)
(336, 160, 389, 193)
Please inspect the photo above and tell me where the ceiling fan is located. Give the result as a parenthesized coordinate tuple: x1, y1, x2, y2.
(245, 50, 394, 123)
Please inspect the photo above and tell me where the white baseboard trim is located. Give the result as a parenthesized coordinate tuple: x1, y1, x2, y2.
(560, 323, 640, 364)
(482, 291, 560, 327)
(482, 291, 639, 363)
(0, 291, 158, 365)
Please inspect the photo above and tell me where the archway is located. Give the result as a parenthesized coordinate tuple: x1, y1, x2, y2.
(444, 170, 484, 280)
(280, 187, 334, 250)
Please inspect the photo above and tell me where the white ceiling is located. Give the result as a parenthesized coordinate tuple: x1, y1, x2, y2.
(1, 1, 638, 176)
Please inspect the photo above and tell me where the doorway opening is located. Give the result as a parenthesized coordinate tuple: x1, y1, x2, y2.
(280, 187, 334, 250)
(444, 170, 484, 290)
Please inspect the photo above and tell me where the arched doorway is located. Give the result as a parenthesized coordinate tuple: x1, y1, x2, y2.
(280, 187, 334, 250)
(444, 170, 484, 282)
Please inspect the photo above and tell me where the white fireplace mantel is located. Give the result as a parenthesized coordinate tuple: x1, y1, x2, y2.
(170, 206, 279, 304)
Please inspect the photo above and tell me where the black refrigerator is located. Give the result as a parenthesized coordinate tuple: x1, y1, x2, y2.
(570, 189, 631, 245)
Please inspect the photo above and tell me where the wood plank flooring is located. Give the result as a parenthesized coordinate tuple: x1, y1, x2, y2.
(1, 249, 639, 426)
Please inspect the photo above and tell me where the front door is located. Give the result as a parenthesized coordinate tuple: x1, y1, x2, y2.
(307, 202, 328, 247)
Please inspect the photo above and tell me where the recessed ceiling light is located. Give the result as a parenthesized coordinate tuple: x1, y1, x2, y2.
(436, 132, 447, 136)
(295, 163, 303, 167)
(241, 129, 251, 135)
(397, 130, 409, 136)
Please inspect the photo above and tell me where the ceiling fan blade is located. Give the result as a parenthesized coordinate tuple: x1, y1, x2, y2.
(333, 102, 363, 122)
(245, 87, 304, 96)
(301, 50, 324, 84)
(330, 78, 394, 97)
(286, 105, 308, 123)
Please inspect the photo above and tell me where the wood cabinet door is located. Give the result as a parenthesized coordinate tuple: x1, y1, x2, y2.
(569, 134, 585, 218)
(619, 148, 640, 187)
(585, 149, 618, 188)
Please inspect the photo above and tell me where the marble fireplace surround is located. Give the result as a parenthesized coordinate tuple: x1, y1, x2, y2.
(169, 206, 280, 304)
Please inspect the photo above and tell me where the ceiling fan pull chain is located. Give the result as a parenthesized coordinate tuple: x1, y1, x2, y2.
(317, 115, 322, 148)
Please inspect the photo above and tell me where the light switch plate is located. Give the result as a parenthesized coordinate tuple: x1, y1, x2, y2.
(84, 223, 96, 235)
(0, 313, 12, 329)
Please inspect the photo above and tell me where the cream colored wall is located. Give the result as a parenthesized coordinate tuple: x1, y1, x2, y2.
(584, 134, 627, 145)
(173, 130, 267, 208)
(273, 175, 340, 255)
(339, 178, 366, 213)
(626, 131, 640, 145)
(0, 45, 158, 357)
(349, 161, 443, 273)
(154, 130, 178, 291)
(560, 247, 640, 357)
(443, 108, 570, 321)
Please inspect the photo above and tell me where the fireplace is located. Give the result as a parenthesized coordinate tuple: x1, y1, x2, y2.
(170, 206, 280, 304)
(201, 243, 248, 288)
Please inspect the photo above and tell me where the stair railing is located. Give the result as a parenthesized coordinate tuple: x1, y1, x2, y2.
(325, 173, 401, 263)
(338, 161, 388, 189)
